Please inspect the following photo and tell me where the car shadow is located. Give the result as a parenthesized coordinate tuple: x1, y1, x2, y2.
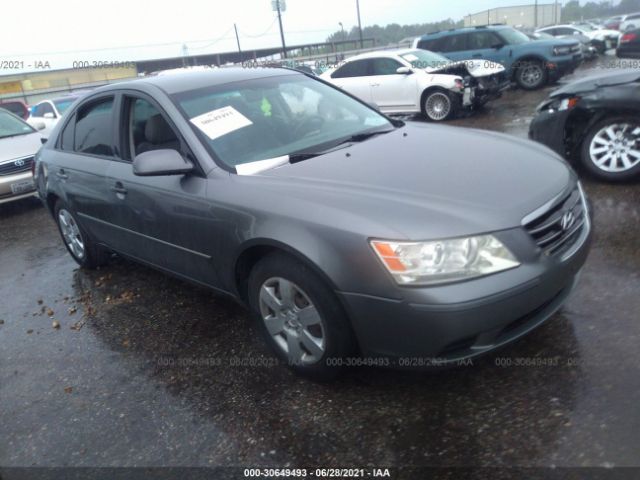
(71, 255, 583, 466)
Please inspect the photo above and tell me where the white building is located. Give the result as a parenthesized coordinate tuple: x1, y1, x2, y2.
(464, 3, 562, 29)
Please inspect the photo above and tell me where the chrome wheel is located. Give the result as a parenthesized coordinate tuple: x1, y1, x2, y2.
(519, 63, 544, 88)
(58, 209, 85, 260)
(425, 92, 451, 121)
(258, 277, 325, 365)
(589, 123, 640, 173)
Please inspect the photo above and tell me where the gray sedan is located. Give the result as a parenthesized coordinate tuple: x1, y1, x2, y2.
(35, 68, 592, 378)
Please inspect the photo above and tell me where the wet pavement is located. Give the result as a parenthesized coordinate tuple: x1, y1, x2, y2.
(1, 55, 639, 474)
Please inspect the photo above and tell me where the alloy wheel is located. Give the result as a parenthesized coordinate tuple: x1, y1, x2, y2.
(425, 92, 451, 121)
(589, 123, 640, 173)
(258, 277, 326, 365)
(519, 63, 543, 88)
(58, 209, 85, 260)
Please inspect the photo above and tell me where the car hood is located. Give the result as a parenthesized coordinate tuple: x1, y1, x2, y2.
(240, 123, 573, 240)
(425, 59, 506, 78)
(585, 29, 620, 39)
(0, 132, 42, 161)
(551, 69, 640, 97)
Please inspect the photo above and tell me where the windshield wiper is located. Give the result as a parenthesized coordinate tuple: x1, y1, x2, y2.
(288, 127, 397, 164)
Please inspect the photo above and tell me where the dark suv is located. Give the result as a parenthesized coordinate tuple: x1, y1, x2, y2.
(414, 25, 583, 90)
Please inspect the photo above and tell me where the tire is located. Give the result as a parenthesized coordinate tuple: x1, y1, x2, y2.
(54, 200, 110, 268)
(580, 116, 640, 182)
(515, 60, 548, 90)
(422, 88, 457, 122)
(248, 252, 355, 380)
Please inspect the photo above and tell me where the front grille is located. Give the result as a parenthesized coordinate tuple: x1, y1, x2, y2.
(0, 156, 33, 176)
(524, 186, 586, 258)
(571, 44, 581, 54)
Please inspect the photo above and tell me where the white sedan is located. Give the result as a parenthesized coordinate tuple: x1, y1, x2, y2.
(536, 24, 621, 53)
(27, 95, 80, 138)
(320, 49, 507, 121)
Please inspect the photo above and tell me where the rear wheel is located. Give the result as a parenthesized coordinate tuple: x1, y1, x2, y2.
(422, 89, 456, 121)
(515, 60, 548, 90)
(580, 116, 640, 181)
(54, 200, 110, 268)
(248, 253, 354, 380)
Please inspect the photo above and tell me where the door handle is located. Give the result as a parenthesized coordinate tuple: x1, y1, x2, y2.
(56, 169, 68, 180)
(110, 182, 127, 196)
(370, 83, 380, 87)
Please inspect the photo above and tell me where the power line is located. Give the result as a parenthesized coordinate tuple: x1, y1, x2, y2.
(238, 17, 278, 38)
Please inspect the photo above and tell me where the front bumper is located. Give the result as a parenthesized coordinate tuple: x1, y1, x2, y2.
(0, 171, 36, 205)
(548, 54, 582, 79)
(339, 215, 592, 362)
(528, 108, 572, 157)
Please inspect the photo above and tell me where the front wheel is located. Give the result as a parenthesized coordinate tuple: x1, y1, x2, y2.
(515, 60, 548, 90)
(248, 253, 355, 380)
(422, 89, 457, 122)
(580, 116, 640, 181)
(54, 200, 110, 268)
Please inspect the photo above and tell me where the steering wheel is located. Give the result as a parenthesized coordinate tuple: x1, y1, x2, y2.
(291, 115, 325, 138)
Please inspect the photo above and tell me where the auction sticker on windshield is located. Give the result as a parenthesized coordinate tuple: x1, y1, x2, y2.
(190, 106, 253, 140)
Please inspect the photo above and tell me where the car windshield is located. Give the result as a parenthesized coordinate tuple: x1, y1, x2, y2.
(498, 28, 531, 45)
(173, 74, 393, 169)
(0, 110, 35, 139)
(53, 98, 76, 114)
(575, 23, 595, 31)
(399, 49, 451, 69)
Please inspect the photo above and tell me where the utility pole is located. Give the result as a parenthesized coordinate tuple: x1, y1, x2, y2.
(234, 23, 242, 59)
(274, 0, 287, 59)
(356, 0, 364, 48)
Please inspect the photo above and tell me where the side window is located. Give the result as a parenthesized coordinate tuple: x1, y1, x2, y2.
(59, 114, 75, 151)
(31, 104, 44, 118)
(41, 103, 55, 117)
(559, 28, 577, 35)
(127, 97, 180, 159)
(370, 58, 403, 75)
(417, 38, 437, 50)
(468, 31, 500, 49)
(439, 33, 469, 52)
(331, 59, 371, 78)
(74, 97, 115, 157)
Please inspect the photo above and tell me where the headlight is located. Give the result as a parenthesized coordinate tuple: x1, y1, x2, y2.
(370, 235, 520, 286)
(537, 96, 580, 113)
(553, 45, 572, 56)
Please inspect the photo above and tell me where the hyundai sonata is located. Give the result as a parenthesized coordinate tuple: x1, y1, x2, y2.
(35, 68, 592, 378)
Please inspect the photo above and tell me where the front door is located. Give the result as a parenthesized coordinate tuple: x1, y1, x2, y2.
(104, 94, 221, 287)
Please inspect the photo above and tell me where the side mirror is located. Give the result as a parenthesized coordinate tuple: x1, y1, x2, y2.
(133, 149, 193, 176)
(43, 112, 56, 119)
(35, 122, 46, 131)
(396, 66, 413, 75)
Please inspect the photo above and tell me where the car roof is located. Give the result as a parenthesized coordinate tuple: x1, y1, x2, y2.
(92, 67, 301, 95)
(419, 25, 509, 39)
(340, 49, 419, 62)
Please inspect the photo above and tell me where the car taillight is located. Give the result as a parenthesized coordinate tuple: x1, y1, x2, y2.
(621, 33, 637, 43)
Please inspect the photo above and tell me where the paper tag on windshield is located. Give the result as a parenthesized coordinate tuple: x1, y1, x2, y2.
(190, 106, 252, 140)
(403, 54, 418, 62)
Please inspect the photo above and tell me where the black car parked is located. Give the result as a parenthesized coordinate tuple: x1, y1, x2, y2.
(530, 70, 640, 181)
(617, 29, 640, 58)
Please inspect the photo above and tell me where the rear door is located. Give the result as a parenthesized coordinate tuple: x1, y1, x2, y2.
(48, 95, 119, 245)
(104, 92, 220, 286)
(368, 57, 418, 113)
(328, 59, 373, 103)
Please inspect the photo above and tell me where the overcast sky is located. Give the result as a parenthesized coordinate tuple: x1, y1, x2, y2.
(2, 0, 574, 72)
